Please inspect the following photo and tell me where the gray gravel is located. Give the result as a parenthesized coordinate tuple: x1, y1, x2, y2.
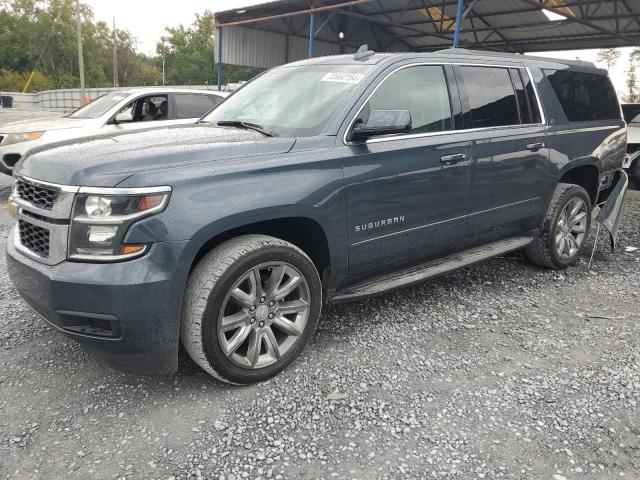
(0, 107, 639, 479)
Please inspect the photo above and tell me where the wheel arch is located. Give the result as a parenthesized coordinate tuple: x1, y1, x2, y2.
(189, 212, 335, 289)
(558, 161, 600, 205)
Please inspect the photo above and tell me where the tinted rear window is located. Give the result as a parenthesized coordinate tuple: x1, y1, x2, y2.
(622, 104, 640, 124)
(174, 94, 215, 119)
(459, 66, 520, 128)
(544, 70, 620, 122)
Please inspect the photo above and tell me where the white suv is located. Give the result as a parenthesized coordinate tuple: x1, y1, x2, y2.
(623, 103, 640, 185)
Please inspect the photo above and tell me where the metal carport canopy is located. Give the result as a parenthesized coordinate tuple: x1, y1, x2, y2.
(213, 0, 640, 88)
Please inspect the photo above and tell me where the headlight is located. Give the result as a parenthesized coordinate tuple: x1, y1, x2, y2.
(2, 131, 45, 146)
(69, 187, 171, 262)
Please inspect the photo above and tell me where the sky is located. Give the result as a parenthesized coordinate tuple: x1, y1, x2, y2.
(84, 0, 632, 97)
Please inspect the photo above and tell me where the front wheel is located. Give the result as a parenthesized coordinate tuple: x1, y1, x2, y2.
(181, 235, 322, 384)
(526, 183, 592, 269)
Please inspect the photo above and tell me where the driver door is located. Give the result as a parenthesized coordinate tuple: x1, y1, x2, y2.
(341, 63, 475, 282)
(108, 94, 173, 133)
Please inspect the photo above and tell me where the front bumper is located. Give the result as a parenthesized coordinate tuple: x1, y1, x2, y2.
(595, 169, 629, 251)
(7, 231, 198, 374)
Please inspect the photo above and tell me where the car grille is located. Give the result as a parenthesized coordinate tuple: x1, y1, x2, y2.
(18, 220, 50, 258)
(16, 179, 57, 210)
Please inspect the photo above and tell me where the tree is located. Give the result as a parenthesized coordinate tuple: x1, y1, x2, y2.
(624, 49, 640, 103)
(0, 0, 161, 91)
(596, 48, 622, 71)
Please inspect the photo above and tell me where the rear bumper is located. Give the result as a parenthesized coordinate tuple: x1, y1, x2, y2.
(6, 232, 198, 374)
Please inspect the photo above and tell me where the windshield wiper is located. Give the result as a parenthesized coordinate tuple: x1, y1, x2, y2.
(216, 120, 274, 137)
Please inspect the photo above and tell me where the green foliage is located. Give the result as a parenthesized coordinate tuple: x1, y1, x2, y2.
(0, 0, 161, 91)
(0, 0, 258, 92)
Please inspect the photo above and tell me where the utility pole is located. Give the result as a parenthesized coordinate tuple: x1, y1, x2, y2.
(112, 17, 118, 87)
(161, 39, 166, 86)
(75, 0, 86, 106)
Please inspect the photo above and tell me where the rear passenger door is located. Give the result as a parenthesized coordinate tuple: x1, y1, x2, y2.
(343, 63, 475, 282)
(455, 65, 552, 244)
(171, 93, 216, 124)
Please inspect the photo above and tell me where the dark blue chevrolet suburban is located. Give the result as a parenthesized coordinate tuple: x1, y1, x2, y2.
(6, 48, 628, 384)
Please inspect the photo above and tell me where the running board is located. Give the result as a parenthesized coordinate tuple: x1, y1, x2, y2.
(332, 236, 533, 303)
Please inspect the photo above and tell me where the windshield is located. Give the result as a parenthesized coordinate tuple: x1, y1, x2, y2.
(203, 65, 372, 137)
(68, 92, 129, 119)
(622, 104, 640, 124)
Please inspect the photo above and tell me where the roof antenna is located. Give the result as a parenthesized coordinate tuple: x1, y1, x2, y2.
(354, 44, 375, 61)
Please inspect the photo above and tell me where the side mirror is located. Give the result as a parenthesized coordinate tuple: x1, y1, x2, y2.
(110, 108, 134, 125)
(351, 109, 411, 141)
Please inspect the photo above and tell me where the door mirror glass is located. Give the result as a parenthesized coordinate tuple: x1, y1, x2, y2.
(112, 104, 134, 124)
(352, 109, 411, 141)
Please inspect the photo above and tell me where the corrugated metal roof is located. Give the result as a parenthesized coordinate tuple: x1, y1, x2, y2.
(215, 0, 640, 69)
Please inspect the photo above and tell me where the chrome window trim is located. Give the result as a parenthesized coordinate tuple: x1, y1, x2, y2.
(342, 62, 547, 146)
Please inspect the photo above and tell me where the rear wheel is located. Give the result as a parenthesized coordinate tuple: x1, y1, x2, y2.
(526, 183, 592, 269)
(181, 235, 322, 384)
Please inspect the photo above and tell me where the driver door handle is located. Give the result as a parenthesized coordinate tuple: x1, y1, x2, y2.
(440, 153, 466, 165)
(526, 142, 545, 151)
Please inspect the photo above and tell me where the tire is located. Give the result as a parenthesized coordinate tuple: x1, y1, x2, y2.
(526, 183, 592, 269)
(181, 234, 322, 384)
(630, 159, 640, 188)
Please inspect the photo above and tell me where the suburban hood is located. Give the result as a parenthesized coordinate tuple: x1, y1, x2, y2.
(0, 116, 90, 134)
(16, 124, 296, 187)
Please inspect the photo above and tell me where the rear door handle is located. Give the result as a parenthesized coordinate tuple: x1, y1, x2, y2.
(440, 153, 466, 165)
(526, 142, 545, 151)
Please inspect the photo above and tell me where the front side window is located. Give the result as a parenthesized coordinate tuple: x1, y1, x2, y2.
(364, 65, 453, 134)
(545, 69, 621, 122)
(114, 95, 168, 123)
(459, 66, 521, 128)
(204, 65, 372, 137)
(174, 94, 214, 119)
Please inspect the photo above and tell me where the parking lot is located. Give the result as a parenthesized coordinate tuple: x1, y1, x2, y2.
(0, 109, 639, 480)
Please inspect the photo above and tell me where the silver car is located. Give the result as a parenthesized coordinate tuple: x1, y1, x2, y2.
(0, 87, 229, 175)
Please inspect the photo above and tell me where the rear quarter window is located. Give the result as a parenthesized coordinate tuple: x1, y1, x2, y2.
(544, 70, 621, 122)
(174, 94, 215, 119)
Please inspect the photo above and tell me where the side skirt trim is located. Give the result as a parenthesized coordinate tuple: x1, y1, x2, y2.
(332, 236, 533, 303)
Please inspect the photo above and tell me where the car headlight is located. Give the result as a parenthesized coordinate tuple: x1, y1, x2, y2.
(2, 131, 45, 146)
(69, 187, 171, 262)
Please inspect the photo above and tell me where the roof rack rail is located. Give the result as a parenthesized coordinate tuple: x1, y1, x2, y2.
(354, 44, 375, 61)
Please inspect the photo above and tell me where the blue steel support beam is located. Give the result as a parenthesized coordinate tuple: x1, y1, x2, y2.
(453, 0, 465, 48)
(309, 12, 315, 57)
(216, 27, 223, 91)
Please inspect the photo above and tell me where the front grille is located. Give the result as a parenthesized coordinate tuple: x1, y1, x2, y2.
(16, 179, 56, 210)
(18, 220, 50, 258)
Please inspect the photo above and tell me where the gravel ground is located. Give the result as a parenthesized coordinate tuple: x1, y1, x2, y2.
(0, 108, 639, 479)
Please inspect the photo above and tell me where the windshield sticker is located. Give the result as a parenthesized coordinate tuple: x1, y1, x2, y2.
(320, 72, 365, 84)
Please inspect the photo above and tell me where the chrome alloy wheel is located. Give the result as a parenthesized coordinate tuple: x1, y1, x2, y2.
(217, 262, 311, 369)
(555, 197, 588, 260)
